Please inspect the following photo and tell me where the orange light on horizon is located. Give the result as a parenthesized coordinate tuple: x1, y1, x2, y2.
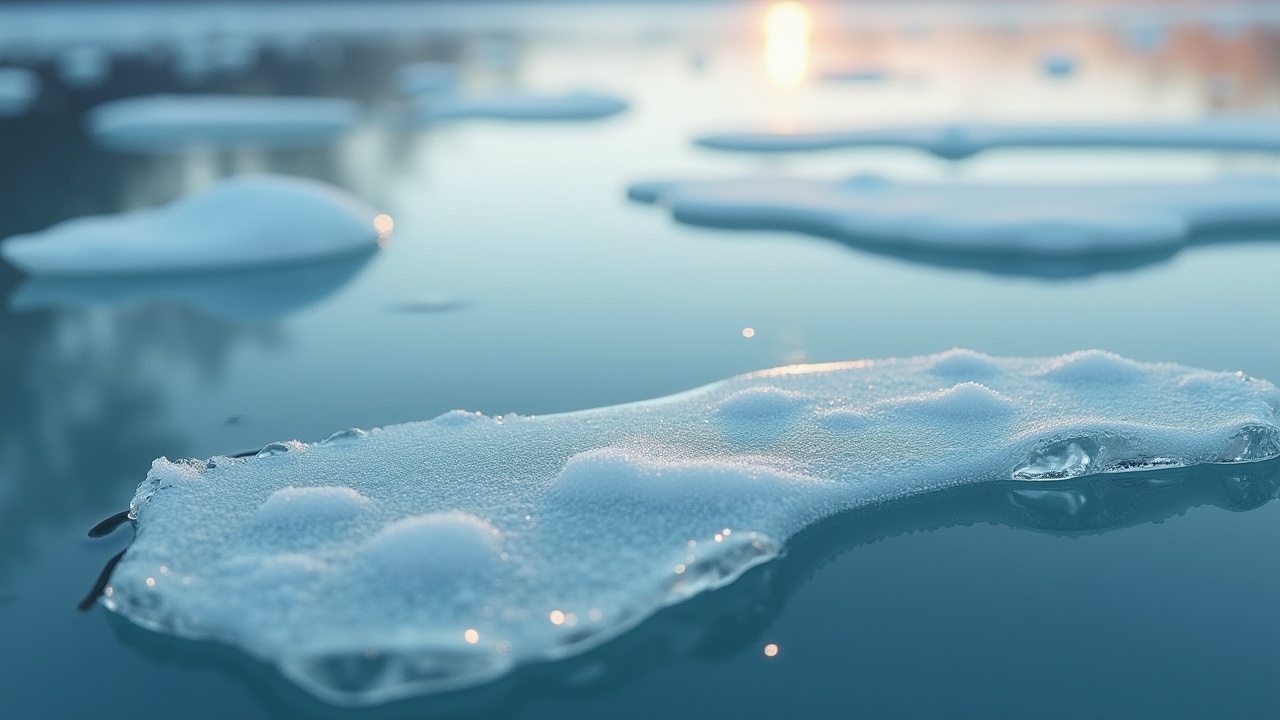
(764, 1, 811, 88)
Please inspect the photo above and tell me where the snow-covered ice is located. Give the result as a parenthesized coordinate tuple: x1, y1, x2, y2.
(87, 95, 360, 153)
(695, 118, 1280, 159)
(413, 90, 628, 122)
(1, 175, 392, 276)
(105, 350, 1280, 705)
(0, 67, 39, 116)
(628, 174, 1280, 257)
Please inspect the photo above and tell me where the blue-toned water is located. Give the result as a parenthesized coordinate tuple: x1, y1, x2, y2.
(2, 3, 1280, 718)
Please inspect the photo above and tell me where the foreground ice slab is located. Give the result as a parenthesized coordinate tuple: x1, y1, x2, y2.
(695, 118, 1280, 159)
(413, 90, 628, 122)
(0, 67, 39, 116)
(629, 175, 1280, 257)
(1, 175, 391, 275)
(106, 350, 1280, 705)
(88, 95, 360, 153)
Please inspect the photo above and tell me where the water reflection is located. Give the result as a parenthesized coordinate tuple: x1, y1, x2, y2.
(104, 459, 1280, 719)
(10, 249, 377, 322)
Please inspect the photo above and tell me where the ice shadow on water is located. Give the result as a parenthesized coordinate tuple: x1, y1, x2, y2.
(106, 457, 1280, 719)
(8, 249, 377, 323)
(643, 208, 1280, 281)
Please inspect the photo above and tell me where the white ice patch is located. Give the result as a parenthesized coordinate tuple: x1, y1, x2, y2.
(87, 95, 360, 153)
(0, 67, 39, 116)
(106, 350, 1280, 705)
(628, 175, 1280, 256)
(412, 90, 628, 122)
(695, 118, 1280, 159)
(1, 175, 390, 276)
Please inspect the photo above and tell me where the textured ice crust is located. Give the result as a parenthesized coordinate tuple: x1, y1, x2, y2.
(695, 118, 1280, 158)
(629, 175, 1280, 256)
(88, 95, 360, 153)
(1, 175, 390, 275)
(107, 351, 1280, 705)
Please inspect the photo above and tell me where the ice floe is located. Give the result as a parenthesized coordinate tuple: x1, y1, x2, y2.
(413, 90, 628, 122)
(104, 350, 1280, 705)
(695, 118, 1280, 159)
(1, 175, 391, 276)
(87, 94, 360, 153)
(0, 67, 39, 116)
(628, 174, 1280, 258)
(395, 61, 461, 96)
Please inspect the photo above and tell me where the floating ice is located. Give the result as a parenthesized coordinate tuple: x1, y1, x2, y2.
(820, 66, 888, 83)
(695, 118, 1280, 159)
(87, 95, 360, 153)
(0, 67, 39, 116)
(58, 46, 111, 87)
(628, 174, 1280, 257)
(105, 350, 1280, 705)
(1, 175, 391, 276)
(1041, 51, 1077, 78)
(413, 90, 628, 122)
(395, 62, 461, 96)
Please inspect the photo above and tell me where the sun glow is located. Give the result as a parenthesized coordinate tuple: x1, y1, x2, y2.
(763, 2, 812, 88)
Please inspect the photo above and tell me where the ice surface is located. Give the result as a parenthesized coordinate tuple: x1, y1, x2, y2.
(695, 118, 1280, 159)
(0, 67, 39, 116)
(628, 174, 1280, 256)
(87, 95, 360, 153)
(106, 350, 1280, 705)
(1, 175, 390, 276)
(413, 90, 628, 122)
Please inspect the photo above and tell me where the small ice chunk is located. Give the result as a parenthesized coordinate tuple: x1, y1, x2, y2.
(87, 95, 360, 153)
(820, 66, 887, 83)
(0, 67, 39, 117)
(58, 46, 111, 87)
(1, 174, 391, 276)
(1041, 51, 1077, 78)
(413, 91, 628, 122)
(695, 118, 1280, 159)
(628, 175, 1280, 257)
(395, 62, 460, 96)
(107, 350, 1280, 705)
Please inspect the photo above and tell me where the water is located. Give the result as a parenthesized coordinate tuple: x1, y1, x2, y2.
(2, 3, 1280, 718)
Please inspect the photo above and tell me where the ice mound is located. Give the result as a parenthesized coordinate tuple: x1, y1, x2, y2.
(628, 175, 1280, 256)
(0, 67, 38, 116)
(1, 175, 391, 276)
(105, 350, 1280, 705)
(88, 95, 360, 153)
(413, 90, 628, 122)
(695, 118, 1280, 159)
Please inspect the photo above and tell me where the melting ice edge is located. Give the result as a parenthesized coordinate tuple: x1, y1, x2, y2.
(105, 350, 1280, 705)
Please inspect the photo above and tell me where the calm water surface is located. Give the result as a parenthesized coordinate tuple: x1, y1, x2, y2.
(2, 4, 1280, 718)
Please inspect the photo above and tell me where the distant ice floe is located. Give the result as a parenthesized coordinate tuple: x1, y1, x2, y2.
(629, 174, 1280, 259)
(1, 175, 391, 276)
(695, 118, 1280, 159)
(395, 61, 461, 97)
(1040, 51, 1078, 78)
(0, 67, 39, 116)
(58, 46, 111, 87)
(412, 90, 628, 122)
(9, 251, 376, 322)
(88, 94, 360, 153)
(105, 350, 1280, 705)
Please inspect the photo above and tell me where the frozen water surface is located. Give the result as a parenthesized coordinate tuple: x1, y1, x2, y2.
(1, 175, 391, 275)
(629, 175, 1280, 257)
(88, 95, 361, 153)
(106, 350, 1280, 705)
(696, 118, 1280, 159)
